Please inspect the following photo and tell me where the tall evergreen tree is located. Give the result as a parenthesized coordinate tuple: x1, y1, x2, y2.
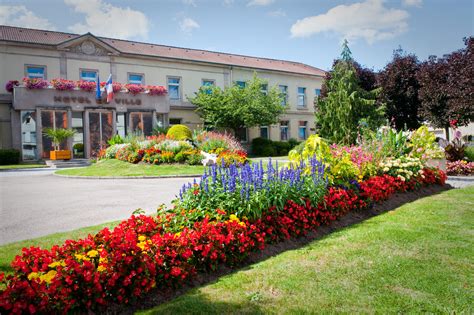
(316, 57, 384, 144)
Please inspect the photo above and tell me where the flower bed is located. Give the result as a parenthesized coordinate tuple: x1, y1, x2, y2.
(0, 160, 446, 313)
(446, 160, 474, 176)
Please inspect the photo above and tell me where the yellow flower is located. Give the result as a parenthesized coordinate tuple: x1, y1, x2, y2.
(75, 254, 90, 261)
(229, 214, 239, 222)
(48, 261, 65, 268)
(175, 232, 182, 238)
(27, 272, 40, 281)
(137, 242, 147, 251)
(97, 265, 107, 272)
(87, 250, 99, 258)
(239, 221, 246, 227)
(138, 235, 146, 242)
(39, 270, 57, 284)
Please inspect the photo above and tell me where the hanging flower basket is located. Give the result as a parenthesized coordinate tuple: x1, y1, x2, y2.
(77, 80, 96, 92)
(51, 79, 76, 91)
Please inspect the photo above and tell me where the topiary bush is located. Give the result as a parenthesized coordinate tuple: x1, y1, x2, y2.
(251, 138, 300, 157)
(167, 124, 192, 140)
(0, 149, 21, 165)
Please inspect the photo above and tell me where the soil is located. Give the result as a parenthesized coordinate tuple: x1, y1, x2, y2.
(105, 184, 452, 314)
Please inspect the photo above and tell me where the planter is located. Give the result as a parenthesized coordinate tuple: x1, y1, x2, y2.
(50, 150, 72, 160)
(426, 158, 446, 171)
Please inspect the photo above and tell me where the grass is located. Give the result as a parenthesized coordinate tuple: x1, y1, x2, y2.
(140, 186, 474, 314)
(0, 164, 47, 170)
(55, 159, 205, 177)
(0, 221, 120, 275)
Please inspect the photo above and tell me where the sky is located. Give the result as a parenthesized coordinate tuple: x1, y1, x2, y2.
(0, 0, 473, 71)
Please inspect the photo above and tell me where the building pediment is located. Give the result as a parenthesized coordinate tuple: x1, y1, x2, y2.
(56, 33, 120, 56)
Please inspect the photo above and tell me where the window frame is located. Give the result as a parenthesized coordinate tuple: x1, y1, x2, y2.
(298, 121, 308, 140)
(25, 65, 47, 79)
(201, 79, 216, 87)
(169, 118, 183, 125)
(260, 126, 269, 139)
(297, 87, 306, 107)
(314, 88, 321, 97)
(260, 83, 268, 95)
(235, 81, 246, 88)
(279, 85, 288, 106)
(127, 72, 145, 85)
(280, 120, 289, 141)
(167, 76, 182, 100)
(80, 69, 98, 82)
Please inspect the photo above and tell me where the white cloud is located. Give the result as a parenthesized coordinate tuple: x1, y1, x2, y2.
(290, 0, 409, 44)
(179, 17, 200, 34)
(402, 0, 423, 7)
(247, 0, 274, 7)
(223, 0, 234, 6)
(183, 0, 197, 7)
(0, 5, 55, 30)
(268, 8, 286, 17)
(64, 0, 149, 39)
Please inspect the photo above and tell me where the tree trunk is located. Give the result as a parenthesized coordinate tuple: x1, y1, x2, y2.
(445, 125, 450, 142)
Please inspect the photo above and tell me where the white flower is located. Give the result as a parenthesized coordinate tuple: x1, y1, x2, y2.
(383, 167, 389, 172)
(397, 175, 406, 181)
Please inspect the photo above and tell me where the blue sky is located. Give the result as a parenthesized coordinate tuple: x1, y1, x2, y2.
(1, 0, 473, 71)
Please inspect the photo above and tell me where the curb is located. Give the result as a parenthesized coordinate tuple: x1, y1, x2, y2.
(53, 173, 202, 179)
(447, 176, 474, 182)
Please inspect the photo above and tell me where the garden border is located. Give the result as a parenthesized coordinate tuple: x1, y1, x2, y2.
(53, 173, 202, 179)
(105, 184, 452, 313)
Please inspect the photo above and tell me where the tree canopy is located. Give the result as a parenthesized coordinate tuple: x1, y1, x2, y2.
(418, 37, 474, 139)
(378, 48, 422, 130)
(188, 73, 285, 135)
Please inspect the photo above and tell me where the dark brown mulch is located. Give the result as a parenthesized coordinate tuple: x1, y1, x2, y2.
(105, 184, 452, 314)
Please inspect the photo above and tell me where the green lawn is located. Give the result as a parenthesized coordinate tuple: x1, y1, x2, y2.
(55, 159, 205, 177)
(0, 164, 47, 170)
(141, 186, 474, 314)
(0, 221, 120, 275)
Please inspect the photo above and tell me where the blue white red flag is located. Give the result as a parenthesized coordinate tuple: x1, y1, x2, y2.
(105, 74, 114, 103)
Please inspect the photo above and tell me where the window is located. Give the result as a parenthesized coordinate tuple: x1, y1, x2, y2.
(279, 85, 288, 106)
(26, 66, 45, 79)
(235, 127, 248, 143)
(297, 87, 306, 107)
(130, 112, 153, 136)
(298, 121, 308, 140)
(80, 70, 98, 82)
(315, 88, 321, 97)
(169, 118, 182, 125)
(261, 84, 268, 95)
(202, 79, 215, 87)
(128, 73, 144, 85)
(168, 77, 181, 100)
(235, 81, 246, 88)
(72, 112, 84, 158)
(260, 126, 269, 139)
(280, 121, 289, 141)
(116, 113, 126, 138)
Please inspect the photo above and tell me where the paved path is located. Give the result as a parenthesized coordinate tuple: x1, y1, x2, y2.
(0, 169, 198, 245)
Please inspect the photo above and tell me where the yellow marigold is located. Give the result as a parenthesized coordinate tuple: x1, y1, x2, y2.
(27, 272, 40, 281)
(175, 231, 182, 238)
(137, 242, 147, 251)
(138, 235, 146, 242)
(239, 221, 246, 227)
(97, 265, 107, 272)
(99, 257, 108, 264)
(229, 214, 239, 222)
(87, 250, 99, 258)
(48, 261, 65, 268)
(75, 254, 90, 261)
(39, 270, 57, 284)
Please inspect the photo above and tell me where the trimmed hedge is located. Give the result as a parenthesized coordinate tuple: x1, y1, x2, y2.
(0, 149, 20, 165)
(251, 137, 300, 157)
(167, 124, 192, 140)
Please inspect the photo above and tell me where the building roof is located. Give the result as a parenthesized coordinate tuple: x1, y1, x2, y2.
(0, 25, 325, 77)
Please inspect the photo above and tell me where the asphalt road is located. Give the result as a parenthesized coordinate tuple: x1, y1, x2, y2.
(0, 169, 198, 245)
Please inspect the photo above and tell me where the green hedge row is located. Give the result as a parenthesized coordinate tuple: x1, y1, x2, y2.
(0, 149, 20, 165)
(251, 137, 300, 157)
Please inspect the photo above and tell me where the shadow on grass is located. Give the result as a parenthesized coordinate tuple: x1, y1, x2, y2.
(139, 291, 265, 315)
(0, 262, 13, 274)
(109, 184, 452, 314)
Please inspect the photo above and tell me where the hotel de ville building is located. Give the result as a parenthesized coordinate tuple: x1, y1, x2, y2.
(0, 25, 325, 160)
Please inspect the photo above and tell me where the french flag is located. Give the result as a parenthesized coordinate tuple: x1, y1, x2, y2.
(105, 74, 114, 103)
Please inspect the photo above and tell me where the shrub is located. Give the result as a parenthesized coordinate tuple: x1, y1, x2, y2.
(465, 146, 474, 162)
(185, 150, 204, 165)
(194, 131, 244, 153)
(167, 124, 192, 140)
(251, 138, 299, 157)
(0, 149, 20, 165)
(107, 135, 124, 146)
(408, 126, 444, 160)
(73, 143, 84, 152)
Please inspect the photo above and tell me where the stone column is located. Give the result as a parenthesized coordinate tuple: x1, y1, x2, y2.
(36, 108, 43, 160)
(112, 110, 117, 136)
(84, 109, 90, 159)
(67, 109, 72, 152)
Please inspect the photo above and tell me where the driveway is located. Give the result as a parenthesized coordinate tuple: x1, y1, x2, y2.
(0, 169, 198, 245)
